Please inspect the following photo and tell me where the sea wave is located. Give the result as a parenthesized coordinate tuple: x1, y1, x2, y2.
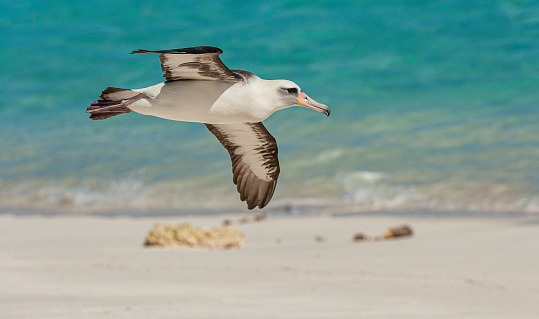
(1, 174, 537, 215)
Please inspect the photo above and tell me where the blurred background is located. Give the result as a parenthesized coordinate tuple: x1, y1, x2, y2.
(1, 0, 537, 215)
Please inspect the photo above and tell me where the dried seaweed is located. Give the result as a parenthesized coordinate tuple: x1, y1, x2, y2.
(144, 223, 244, 249)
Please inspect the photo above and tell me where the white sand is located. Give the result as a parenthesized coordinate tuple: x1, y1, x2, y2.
(0, 213, 538, 318)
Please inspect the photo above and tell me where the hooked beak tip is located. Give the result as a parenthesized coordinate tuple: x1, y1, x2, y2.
(297, 91, 331, 117)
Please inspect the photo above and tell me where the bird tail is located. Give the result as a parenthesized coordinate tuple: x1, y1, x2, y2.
(86, 87, 144, 120)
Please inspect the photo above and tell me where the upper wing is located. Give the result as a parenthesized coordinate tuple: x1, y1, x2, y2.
(205, 122, 280, 210)
(130, 46, 238, 82)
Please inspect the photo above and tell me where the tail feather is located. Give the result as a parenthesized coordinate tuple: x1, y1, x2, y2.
(87, 87, 145, 120)
(99, 87, 139, 100)
(87, 100, 133, 120)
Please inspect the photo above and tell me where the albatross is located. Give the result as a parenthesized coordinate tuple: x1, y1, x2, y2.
(86, 46, 330, 210)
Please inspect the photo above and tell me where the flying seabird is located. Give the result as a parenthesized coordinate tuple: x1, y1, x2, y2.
(86, 46, 330, 210)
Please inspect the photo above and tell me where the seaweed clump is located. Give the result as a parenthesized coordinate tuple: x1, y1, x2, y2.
(144, 223, 244, 249)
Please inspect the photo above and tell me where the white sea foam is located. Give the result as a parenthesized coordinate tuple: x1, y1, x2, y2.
(0, 176, 537, 215)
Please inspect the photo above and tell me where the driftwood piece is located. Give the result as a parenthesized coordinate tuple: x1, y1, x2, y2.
(384, 225, 413, 239)
(352, 224, 414, 242)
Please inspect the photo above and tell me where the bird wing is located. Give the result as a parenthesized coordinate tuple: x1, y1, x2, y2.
(130, 46, 238, 82)
(205, 122, 280, 210)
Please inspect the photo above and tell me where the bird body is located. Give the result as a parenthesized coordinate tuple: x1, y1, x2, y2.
(87, 46, 330, 209)
(115, 74, 302, 124)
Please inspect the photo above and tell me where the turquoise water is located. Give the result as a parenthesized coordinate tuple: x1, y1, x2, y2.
(1, 0, 538, 214)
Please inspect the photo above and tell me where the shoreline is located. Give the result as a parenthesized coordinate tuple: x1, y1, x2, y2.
(1, 213, 538, 318)
(2, 205, 538, 218)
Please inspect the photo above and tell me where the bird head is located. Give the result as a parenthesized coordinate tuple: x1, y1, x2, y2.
(266, 79, 331, 116)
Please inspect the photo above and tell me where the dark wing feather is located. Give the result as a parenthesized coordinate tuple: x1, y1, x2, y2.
(130, 46, 238, 82)
(205, 122, 280, 210)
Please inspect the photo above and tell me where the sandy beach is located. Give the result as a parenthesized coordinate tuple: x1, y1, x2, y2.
(1, 213, 538, 318)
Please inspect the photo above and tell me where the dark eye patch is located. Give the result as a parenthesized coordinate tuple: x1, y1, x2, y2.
(286, 88, 298, 94)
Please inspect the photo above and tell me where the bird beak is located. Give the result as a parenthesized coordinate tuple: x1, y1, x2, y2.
(297, 91, 331, 117)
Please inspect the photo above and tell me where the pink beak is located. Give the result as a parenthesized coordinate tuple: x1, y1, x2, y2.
(296, 91, 331, 116)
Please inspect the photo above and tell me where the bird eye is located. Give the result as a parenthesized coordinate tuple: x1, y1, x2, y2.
(285, 88, 298, 94)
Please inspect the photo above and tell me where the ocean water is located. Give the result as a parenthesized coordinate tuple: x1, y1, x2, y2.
(1, 0, 538, 215)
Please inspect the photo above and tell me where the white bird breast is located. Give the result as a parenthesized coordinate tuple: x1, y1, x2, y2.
(130, 81, 260, 124)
